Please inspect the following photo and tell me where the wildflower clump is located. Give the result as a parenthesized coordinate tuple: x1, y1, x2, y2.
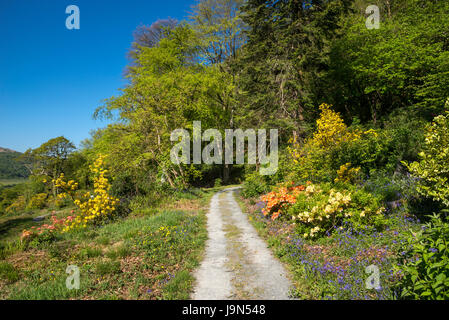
(55, 155, 120, 232)
(21, 214, 73, 244)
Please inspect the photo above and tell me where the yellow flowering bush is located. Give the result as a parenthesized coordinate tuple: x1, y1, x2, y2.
(334, 163, 361, 184)
(286, 183, 386, 239)
(311, 103, 361, 148)
(26, 193, 48, 210)
(287, 103, 379, 182)
(53, 155, 120, 232)
(5, 196, 27, 214)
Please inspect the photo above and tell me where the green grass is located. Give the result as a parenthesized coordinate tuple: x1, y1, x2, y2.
(0, 189, 214, 300)
(0, 261, 20, 283)
(0, 179, 27, 187)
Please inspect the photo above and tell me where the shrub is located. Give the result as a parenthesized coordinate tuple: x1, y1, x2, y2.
(405, 111, 449, 207)
(20, 215, 68, 245)
(362, 171, 404, 203)
(259, 182, 386, 239)
(309, 103, 360, 148)
(288, 103, 380, 182)
(0, 184, 24, 214)
(26, 193, 48, 210)
(334, 163, 361, 184)
(48, 196, 70, 209)
(288, 184, 386, 238)
(214, 178, 222, 188)
(241, 171, 270, 198)
(396, 213, 449, 299)
(53, 155, 120, 231)
(260, 183, 305, 220)
(329, 130, 385, 177)
(5, 196, 26, 214)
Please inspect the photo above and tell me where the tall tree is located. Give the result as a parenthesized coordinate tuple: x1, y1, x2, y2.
(190, 0, 247, 182)
(324, 0, 449, 123)
(22, 136, 75, 197)
(94, 24, 235, 189)
(235, 0, 353, 142)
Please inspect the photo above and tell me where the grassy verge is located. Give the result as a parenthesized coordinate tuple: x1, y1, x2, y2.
(0, 188, 217, 300)
(0, 179, 27, 187)
(235, 191, 421, 300)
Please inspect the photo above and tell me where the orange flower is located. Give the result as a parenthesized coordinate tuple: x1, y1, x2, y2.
(259, 182, 305, 221)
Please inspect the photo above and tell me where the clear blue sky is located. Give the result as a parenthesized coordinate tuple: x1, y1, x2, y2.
(0, 0, 194, 152)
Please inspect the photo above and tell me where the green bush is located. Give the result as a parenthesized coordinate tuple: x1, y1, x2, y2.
(5, 195, 27, 214)
(214, 178, 222, 188)
(241, 171, 270, 198)
(406, 111, 449, 207)
(26, 193, 48, 210)
(287, 108, 426, 184)
(397, 213, 449, 299)
(330, 131, 386, 177)
(362, 172, 404, 203)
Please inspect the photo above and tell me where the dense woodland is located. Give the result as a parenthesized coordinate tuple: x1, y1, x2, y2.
(0, 149, 29, 180)
(1, 0, 449, 300)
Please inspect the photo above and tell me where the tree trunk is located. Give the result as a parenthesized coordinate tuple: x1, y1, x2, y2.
(223, 164, 230, 184)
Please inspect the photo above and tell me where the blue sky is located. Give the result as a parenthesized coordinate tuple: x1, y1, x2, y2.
(0, 0, 194, 152)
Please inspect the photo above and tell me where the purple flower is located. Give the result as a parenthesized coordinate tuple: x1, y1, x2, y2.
(429, 248, 438, 253)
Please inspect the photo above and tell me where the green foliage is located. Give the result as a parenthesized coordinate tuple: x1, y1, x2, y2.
(326, 0, 449, 121)
(5, 195, 27, 214)
(0, 150, 29, 179)
(26, 193, 47, 210)
(397, 214, 449, 300)
(95, 261, 122, 276)
(22, 137, 75, 178)
(213, 178, 222, 188)
(92, 23, 237, 191)
(236, 0, 353, 138)
(241, 171, 270, 198)
(0, 183, 26, 214)
(406, 111, 449, 207)
(0, 261, 20, 283)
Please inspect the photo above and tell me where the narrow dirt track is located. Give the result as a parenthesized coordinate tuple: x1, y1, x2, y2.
(192, 187, 293, 300)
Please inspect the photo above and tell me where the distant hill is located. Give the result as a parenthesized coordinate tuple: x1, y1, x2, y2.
(0, 147, 15, 153)
(0, 147, 30, 179)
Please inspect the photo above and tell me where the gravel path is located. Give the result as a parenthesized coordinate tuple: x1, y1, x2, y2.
(192, 187, 293, 300)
